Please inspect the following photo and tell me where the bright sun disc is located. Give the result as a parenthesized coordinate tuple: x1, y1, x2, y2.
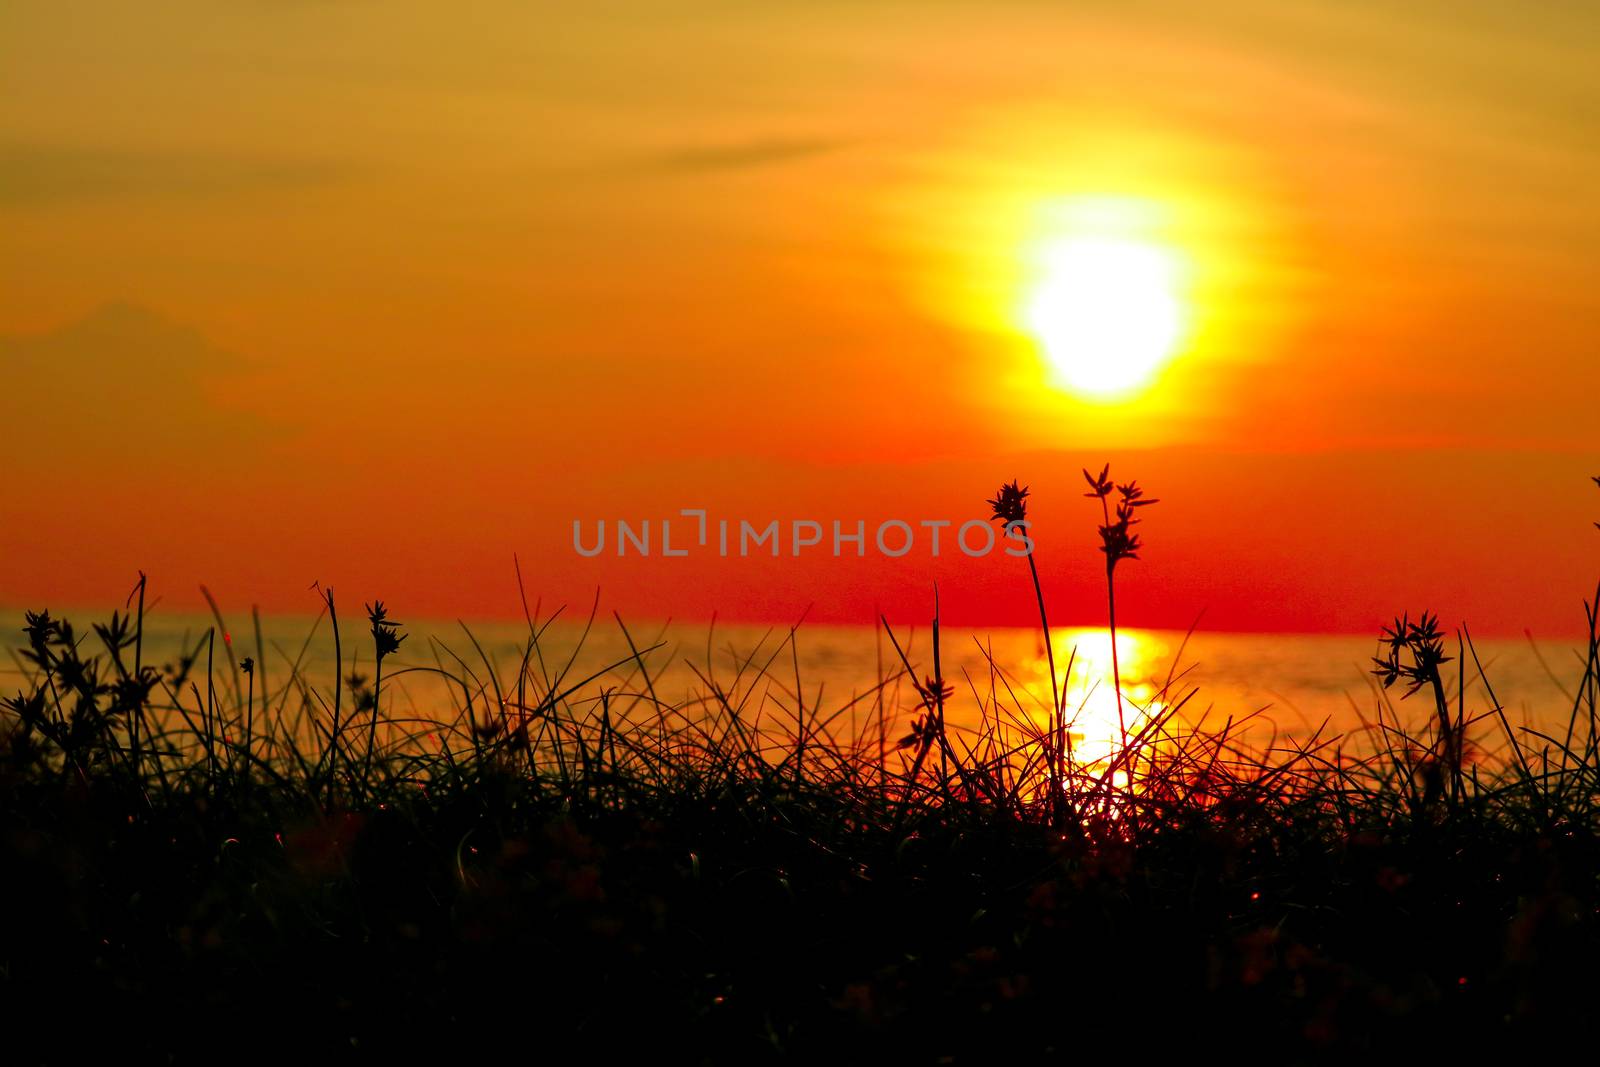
(1026, 235, 1186, 399)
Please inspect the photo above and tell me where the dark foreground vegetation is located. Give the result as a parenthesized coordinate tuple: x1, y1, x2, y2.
(5, 474, 1600, 1064)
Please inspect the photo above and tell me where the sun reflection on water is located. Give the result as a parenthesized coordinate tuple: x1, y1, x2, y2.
(1033, 627, 1175, 769)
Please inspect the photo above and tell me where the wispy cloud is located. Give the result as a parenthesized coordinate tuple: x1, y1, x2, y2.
(0, 144, 350, 204)
(0, 304, 283, 458)
(631, 136, 849, 175)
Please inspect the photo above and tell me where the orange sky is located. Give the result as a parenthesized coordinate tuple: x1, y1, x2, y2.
(2, 2, 1597, 636)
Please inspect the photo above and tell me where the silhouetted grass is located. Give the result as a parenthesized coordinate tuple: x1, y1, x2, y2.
(4, 475, 1600, 1063)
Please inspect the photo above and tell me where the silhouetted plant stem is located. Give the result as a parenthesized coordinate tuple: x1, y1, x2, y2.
(1103, 550, 1134, 815)
(880, 610, 958, 829)
(1099, 503, 1129, 756)
(932, 599, 948, 792)
(367, 645, 382, 795)
(1084, 465, 1158, 818)
(1372, 611, 1459, 813)
(1586, 579, 1600, 748)
(131, 572, 147, 779)
(1426, 661, 1457, 806)
(1089, 487, 1132, 814)
(1026, 552, 1063, 803)
(241, 657, 254, 786)
(326, 587, 342, 809)
(874, 619, 887, 779)
(363, 601, 405, 796)
(246, 604, 265, 788)
(986, 480, 1066, 820)
(205, 627, 217, 786)
(1464, 621, 1543, 824)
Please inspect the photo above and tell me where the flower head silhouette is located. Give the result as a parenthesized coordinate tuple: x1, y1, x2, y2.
(366, 601, 406, 662)
(987, 480, 1030, 530)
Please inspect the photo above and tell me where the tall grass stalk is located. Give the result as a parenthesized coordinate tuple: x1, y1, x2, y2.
(987, 480, 1065, 820)
(1083, 465, 1156, 811)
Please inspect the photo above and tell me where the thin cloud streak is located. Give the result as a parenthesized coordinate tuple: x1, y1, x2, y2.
(628, 137, 851, 175)
(0, 143, 352, 204)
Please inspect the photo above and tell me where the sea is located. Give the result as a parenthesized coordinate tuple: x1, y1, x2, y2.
(4, 608, 1592, 764)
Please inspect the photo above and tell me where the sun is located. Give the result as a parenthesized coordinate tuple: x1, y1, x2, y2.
(1024, 210, 1189, 400)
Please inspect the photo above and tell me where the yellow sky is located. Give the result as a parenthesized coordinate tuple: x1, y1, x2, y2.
(2, 2, 1598, 632)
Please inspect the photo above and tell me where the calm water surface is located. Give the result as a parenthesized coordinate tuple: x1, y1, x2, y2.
(4, 607, 1589, 760)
